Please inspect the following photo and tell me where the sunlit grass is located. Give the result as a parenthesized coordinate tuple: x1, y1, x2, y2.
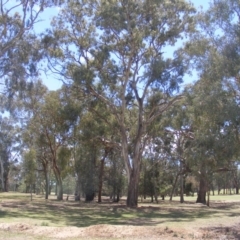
(0, 191, 239, 230)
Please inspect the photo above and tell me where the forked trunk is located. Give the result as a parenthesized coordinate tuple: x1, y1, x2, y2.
(53, 166, 63, 200)
(120, 113, 144, 208)
(170, 173, 179, 201)
(52, 158, 63, 201)
(196, 177, 207, 204)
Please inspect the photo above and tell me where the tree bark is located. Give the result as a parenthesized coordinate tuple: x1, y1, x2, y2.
(42, 160, 49, 199)
(45, 171, 49, 200)
(53, 166, 63, 200)
(126, 167, 140, 207)
(57, 178, 63, 201)
(196, 177, 207, 204)
(75, 174, 81, 201)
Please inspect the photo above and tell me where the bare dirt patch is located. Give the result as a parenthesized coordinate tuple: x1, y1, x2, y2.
(0, 221, 240, 239)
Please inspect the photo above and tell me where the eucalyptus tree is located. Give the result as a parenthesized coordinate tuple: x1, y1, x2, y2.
(183, 81, 238, 204)
(26, 89, 79, 200)
(107, 150, 126, 202)
(180, 0, 240, 203)
(22, 149, 37, 200)
(90, 101, 122, 203)
(73, 106, 111, 202)
(232, 164, 240, 194)
(0, 0, 57, 96)
(44, 0, 196, 207)
(156, 98, 194, 202)
(19, 80, 51, 197)
(0, 115, 21, 192)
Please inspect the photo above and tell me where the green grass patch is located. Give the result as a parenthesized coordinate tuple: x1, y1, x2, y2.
(0, 193, 240, 231)
(0, 192, 240, 239)
(0, 192, 239, 229)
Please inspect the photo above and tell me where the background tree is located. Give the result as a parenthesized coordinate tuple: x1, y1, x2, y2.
(22, 149, 37, 200)
(0, 116, 21, 192)
(177, 0, 240, 204)
(25, 89, 79, 200)
(0, 0, 56, 97)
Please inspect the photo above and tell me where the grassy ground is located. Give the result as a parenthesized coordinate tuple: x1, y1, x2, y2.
(0, 192, 240, 239)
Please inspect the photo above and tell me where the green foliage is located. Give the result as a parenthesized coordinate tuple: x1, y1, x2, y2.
(22, 149, 37, 187)
(57, 147, 72, 178)
(0, 114, 21, 192)
(0, 1, 55, 98)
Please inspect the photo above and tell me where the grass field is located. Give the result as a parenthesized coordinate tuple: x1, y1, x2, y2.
(0, 192, 240, 239)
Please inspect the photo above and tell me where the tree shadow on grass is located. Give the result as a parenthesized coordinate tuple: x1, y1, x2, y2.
(1, 197, 240, 228)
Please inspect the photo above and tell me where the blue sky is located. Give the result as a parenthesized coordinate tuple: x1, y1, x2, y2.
(38, 0, 211, 90)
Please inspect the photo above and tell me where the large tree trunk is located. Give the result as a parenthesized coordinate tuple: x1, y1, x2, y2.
(126, 167, 140, 207)
(74, 173, 81, 201)
(121, 96, 145, 208)
(57, 178, 63, 201)
(196, 176, 207, 204)
(45, 171, 49, 200)
(42, 161, 49, 199)
(0, 159, 9, 192)
(75, 174, 81, 201)
(53, 166, 63, 201)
